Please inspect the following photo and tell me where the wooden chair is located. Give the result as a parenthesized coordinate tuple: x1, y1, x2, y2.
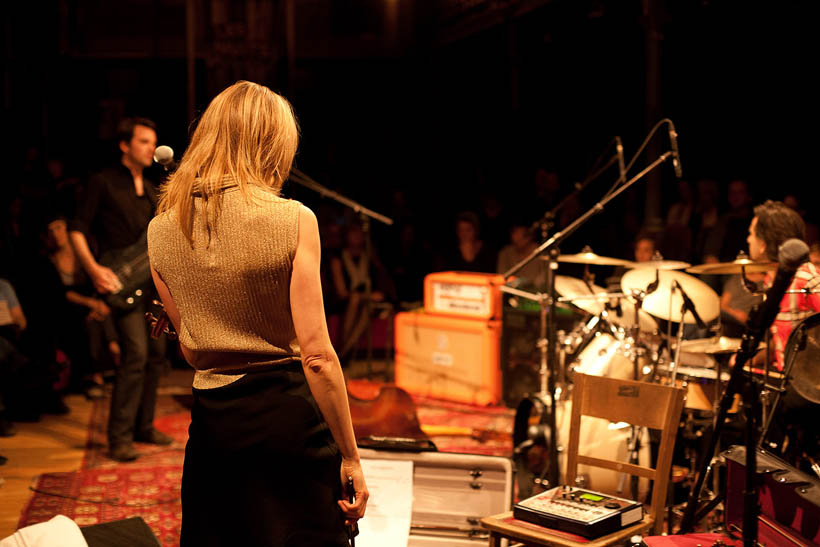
(481, 373, 685, 546)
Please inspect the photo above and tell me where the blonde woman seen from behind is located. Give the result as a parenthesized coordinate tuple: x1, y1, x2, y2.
(147, 81, 367, 546)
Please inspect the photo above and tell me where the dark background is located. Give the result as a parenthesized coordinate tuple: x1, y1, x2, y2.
(2, 0, 817, 260)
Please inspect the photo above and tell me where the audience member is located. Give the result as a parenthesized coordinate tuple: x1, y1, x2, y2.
(811, 242, 820, 268)
(691, 179, 721, 263)
(660, 179, 694, 261)
(329, 222, 396, 360)
(0, 278, 26, 437)
(45, 216, 117, 398)
(497, 223, 544, 289)
(385, 222, 431, 307)
(606, 232, 656, 290)
(704, 179, 754, 262)
(436, 211, 496, 273)
(784, 193, 819, 245)
(0, 277, 66, 426)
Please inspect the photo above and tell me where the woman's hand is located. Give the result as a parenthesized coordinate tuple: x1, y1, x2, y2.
(338, 457, 368, 526)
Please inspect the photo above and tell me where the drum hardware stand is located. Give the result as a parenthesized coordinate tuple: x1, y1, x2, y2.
(616, 287, 651, 500)
(757, 326, 800, 450)
(678, 240, 809, 546)
(287, 169, 394, 376)
(506, 138, 680, 491)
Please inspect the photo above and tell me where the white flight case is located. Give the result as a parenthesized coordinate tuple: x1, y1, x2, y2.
(359, 448, 514, 546)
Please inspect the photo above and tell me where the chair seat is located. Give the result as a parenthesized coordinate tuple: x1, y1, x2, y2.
(480, 510, 653, 547)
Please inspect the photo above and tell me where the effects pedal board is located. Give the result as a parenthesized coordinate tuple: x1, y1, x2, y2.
(513, 485, 643, 539)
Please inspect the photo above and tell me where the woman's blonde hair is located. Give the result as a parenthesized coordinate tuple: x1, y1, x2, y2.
(157, 80, 299, 245)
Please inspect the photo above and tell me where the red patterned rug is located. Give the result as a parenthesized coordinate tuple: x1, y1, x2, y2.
(21, 466, 183, 546)
(18, 376, 513, 545)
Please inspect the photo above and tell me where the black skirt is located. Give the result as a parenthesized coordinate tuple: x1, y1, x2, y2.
(180, 361, 348, 547)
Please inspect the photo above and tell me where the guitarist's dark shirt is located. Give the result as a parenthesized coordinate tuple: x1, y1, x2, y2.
(70, 165, 157, 255)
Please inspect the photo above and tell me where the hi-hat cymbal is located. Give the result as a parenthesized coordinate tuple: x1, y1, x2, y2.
(687, 259, 777, 275)
(621, 268, 720, 324)
(556, 250, 634, 267)
(628, 259, 691, 271)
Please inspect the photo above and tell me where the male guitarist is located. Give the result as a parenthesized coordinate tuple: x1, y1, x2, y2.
(69, 117, 172, 462)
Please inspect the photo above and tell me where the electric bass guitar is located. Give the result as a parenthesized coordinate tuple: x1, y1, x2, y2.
(97, 230, 153, 311)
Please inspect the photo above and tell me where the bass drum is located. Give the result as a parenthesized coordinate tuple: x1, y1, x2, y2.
(513, 394, 650, 500)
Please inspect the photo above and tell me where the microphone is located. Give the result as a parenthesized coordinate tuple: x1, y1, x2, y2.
(615, 136, 626, 184)
(667, 121, 683, 179)
(153, 145, 178, 171)
(674, 279, 707, 330)
(745, 239, 810, 342)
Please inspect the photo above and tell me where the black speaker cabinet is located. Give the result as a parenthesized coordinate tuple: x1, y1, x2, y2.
(81, 517, 161, 547)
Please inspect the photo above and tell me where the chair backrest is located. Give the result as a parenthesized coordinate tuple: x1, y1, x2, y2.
(566, 373, 685, 536)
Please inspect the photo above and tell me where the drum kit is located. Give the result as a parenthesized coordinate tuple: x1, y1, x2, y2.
(511, 247, 820, 502)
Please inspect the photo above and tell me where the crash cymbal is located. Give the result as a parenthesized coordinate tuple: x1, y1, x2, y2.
(687, 259, 777, 275)
(554, 276, 607, 315)
(556, 248, 635, 267)
(621, 268, 720, 324)
(628, 259, 691, 271)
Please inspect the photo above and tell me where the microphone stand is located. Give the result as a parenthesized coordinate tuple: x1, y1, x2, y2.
(505, 150, 677, 490)
(289, 169, 393, 374)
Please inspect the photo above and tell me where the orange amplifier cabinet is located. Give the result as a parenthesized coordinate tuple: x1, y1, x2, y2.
(423, 271, 506, 320)
(394, 311, 502, 406)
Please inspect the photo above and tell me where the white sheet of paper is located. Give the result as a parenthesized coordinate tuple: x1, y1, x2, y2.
(355, 459, 414, 547)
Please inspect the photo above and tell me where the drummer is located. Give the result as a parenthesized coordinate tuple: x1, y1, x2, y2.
(748, 201, 820, 470)
(746, 200, 820, 370)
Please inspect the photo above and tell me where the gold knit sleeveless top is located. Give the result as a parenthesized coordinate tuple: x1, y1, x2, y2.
(147, 184, 301, 389)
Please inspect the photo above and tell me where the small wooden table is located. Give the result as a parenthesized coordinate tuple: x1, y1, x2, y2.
(480, 511, 652, 547)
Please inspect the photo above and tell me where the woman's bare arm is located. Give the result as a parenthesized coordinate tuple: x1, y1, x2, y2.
(290, 204, 367, 522)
